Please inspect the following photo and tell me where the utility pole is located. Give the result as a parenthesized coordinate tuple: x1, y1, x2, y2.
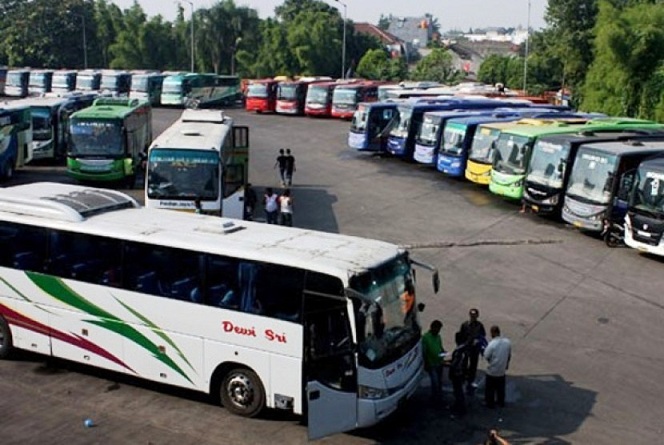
(334, 0, 347, 79)
(523, 0, 531, 92)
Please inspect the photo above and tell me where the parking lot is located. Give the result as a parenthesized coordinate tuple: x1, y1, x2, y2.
(2, 107, 664, 444)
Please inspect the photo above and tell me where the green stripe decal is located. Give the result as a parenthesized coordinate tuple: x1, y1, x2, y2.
(0, 276, 53, 314)
(26, 272, 193, 384)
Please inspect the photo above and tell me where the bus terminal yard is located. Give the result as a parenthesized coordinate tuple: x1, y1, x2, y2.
(2, 108, 664, 444)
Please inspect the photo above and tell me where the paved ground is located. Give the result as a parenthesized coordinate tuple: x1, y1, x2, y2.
(2, 108, 664, 444)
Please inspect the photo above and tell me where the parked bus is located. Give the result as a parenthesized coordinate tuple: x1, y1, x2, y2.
(0, 181, 440, 440)
(5, 69, 30, 97)
(145, 109, 249, 219)
(3, 93, 97, 162)
(67, 97, 152, 186)
(331, 81, 380, 119)
(522, 132, 664, 215)
(161, 73, 242, 108)
(51, 70, 77, 93)
(489, 119, 664, 200)
(276, 78, 331, 115)
(348, 102, 400, 152)
(245, 79, 278, 113)
(624, 156, 664, 256)
(130, 71, 165, 106)
(100, 70, 132, 96)
(77, 69, 102, 91)
(562, 140, 664, 232)
(304, 81, 340, 117)
(28, 69, 53, 96)
(0, 105, 32, 179)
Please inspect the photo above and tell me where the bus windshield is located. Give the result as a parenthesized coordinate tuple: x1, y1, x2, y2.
(77, 76, 95, 90)
(440, 123, 467, 156)
(101, 76, 119, 90)
(350, 254, 418, 369)
(247, 84, 268, 98)
(162, 81, 183, 94)
(31, 110, 52, 141)
(632, 168, 664, 214)
(147, 149, 220, 200)
(278, 84, 298, 100)
(307, 87, 328, 104)
(528, 141, 568, 188)
(468, 126, 501, 163)
(132, 76, 149, 92)
(69, 119, 123, 157)
(333, 88, 358, 105)
(493, 134, 531, 175)
(52, 75, 71, 89)
(7, 73, 24, 86)
(30, 74, 47, 86)
(416, 118, 440, 147)
(389, 106, 412, 139)
(350, 106, 368, 132)
(566, 150, 617, 205)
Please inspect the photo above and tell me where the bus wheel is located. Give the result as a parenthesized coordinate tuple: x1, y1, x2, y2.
(0, 315, 14, 359)
(220, 367, 265, 418)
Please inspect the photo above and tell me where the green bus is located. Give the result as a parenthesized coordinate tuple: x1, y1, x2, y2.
(489, 118, 664, 200)
(160, 73, 241, 108)
(67, 98, 152, 187)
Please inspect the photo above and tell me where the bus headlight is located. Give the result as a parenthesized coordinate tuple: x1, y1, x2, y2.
(358, 385, 389, 400)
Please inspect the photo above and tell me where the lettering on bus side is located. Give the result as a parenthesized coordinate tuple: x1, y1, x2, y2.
(222, 321, 287, 343)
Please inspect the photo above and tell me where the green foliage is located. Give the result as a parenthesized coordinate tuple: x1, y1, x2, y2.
(410, 48, 462, 84)
(356, 49, 389, 80)
(477, 55, 510, 86)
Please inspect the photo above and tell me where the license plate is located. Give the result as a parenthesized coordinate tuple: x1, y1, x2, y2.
(573, 221, 582, 228)
(637, 230, 652, 238)
(531, 205, 539, 212)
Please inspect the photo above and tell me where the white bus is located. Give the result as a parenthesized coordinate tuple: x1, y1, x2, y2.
(145, 109, 249, 219)
(0, 182, 439, 439)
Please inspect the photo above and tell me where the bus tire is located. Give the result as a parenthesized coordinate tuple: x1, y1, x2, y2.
(219, 367, 265, 418)
(0, 315, 14, 359)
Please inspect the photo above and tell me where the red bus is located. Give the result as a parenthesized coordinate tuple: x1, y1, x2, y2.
(331, 81, 380, 119)
(245, 79, 278, 113)
(276, 80, 311, 116)
(306, 81, 358, 117)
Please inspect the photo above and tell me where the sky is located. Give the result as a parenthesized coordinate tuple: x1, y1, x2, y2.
(111, 0, 548, 31)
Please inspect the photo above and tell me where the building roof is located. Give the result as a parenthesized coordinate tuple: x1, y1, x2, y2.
(353, 23, 400, 45)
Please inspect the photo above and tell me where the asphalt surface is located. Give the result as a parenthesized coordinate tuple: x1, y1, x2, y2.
(2, 107, 664, 444)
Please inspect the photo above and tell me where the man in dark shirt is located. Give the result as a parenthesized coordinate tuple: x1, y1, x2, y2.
(274, 149, 288, 186)
(459, 308, 486, 394)
(285, 149, 296, 186)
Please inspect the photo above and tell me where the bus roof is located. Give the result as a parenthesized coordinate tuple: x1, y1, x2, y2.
(71, 97, 149, 120)
(1, 96, 72, 108)
(499, 119, 664, 139)
(0, 183, 402, 279)
(534, 132, 664, 147)
(575, 139, 664, 157)
(149, 110, 233, 152)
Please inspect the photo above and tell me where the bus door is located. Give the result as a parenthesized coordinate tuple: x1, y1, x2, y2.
(372, 107, 396, 151)
(304, 281, 357, 440)
(223, 126, 250, 219)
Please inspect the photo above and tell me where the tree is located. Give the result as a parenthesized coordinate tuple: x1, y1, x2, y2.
(410, 48, 462, 84)
(356, 49, 390, 80)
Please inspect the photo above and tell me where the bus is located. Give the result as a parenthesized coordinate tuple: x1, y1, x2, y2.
(161, 73, 242, 109)
(348, 102, 399, 152)
(3, 93, 97, 162)
(522, 132, 664, 215)
(0, 106, 32, 179)
(67, 97, 152, 186)
(489, 119, 664, 200)
(5, 69, 30, 97)
(331, 81, 380, 119)
(130, 71, 165, 106)
(100, 70, 132, 96)
(77, 69, 102, 91)
(464, 118, 589, 186)
(624, 156, 664, 256)
(304, 81, 340, 117)
(245, 79, 278, 113)
(275, 78, 332, 116)
(0, 181, 440, 440)
(562, 140, 664, 232)
(28, 70, 53, 96)
(145, 109, 249, 219)
(51, 70, 77, 93)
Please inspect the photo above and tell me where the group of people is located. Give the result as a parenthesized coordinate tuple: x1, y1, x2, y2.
(422, 308, 512, 417)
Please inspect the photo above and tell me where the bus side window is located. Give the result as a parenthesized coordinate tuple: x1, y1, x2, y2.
(254, 263, 305, 322)
(0, 222, 46, 271)
(205, 256, 240, 308)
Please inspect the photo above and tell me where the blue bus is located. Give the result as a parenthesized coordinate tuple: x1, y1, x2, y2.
(386, 98, 535, 160)
(0, 106, 32, 179)
(348, 102, 399, 152)
(435, 111, 589, 177)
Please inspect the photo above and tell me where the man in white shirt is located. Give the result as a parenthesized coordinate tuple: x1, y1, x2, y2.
(483, 325, 511, 408)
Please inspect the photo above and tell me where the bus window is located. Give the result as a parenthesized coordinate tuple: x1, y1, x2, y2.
(48, 231, 123, 284)
(255, 263, 305, 322)
(0, 222, 48, 271)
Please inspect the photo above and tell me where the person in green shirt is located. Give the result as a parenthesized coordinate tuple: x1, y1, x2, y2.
(422, 319, 445, 403)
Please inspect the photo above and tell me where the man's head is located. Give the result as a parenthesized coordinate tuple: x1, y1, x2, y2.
(286, 149, 292, 154)
(490, 325, 501, 338)
(279, 149, 285, 155)
(430, 320, 442, 335)
(469, 308, 479, 321)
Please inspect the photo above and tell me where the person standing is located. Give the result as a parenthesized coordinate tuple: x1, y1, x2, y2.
(274, 149, 288, 186)
(263, 187, 279, 224)
(278, 188, 293, 226)
(285, 149, 296, 186)
(448, 331, 470, 416)
(421, 320, 445, 404)
(244, 183, 257, 221)
(483, 325, 512, 409)
(459, 308, 487, 393)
